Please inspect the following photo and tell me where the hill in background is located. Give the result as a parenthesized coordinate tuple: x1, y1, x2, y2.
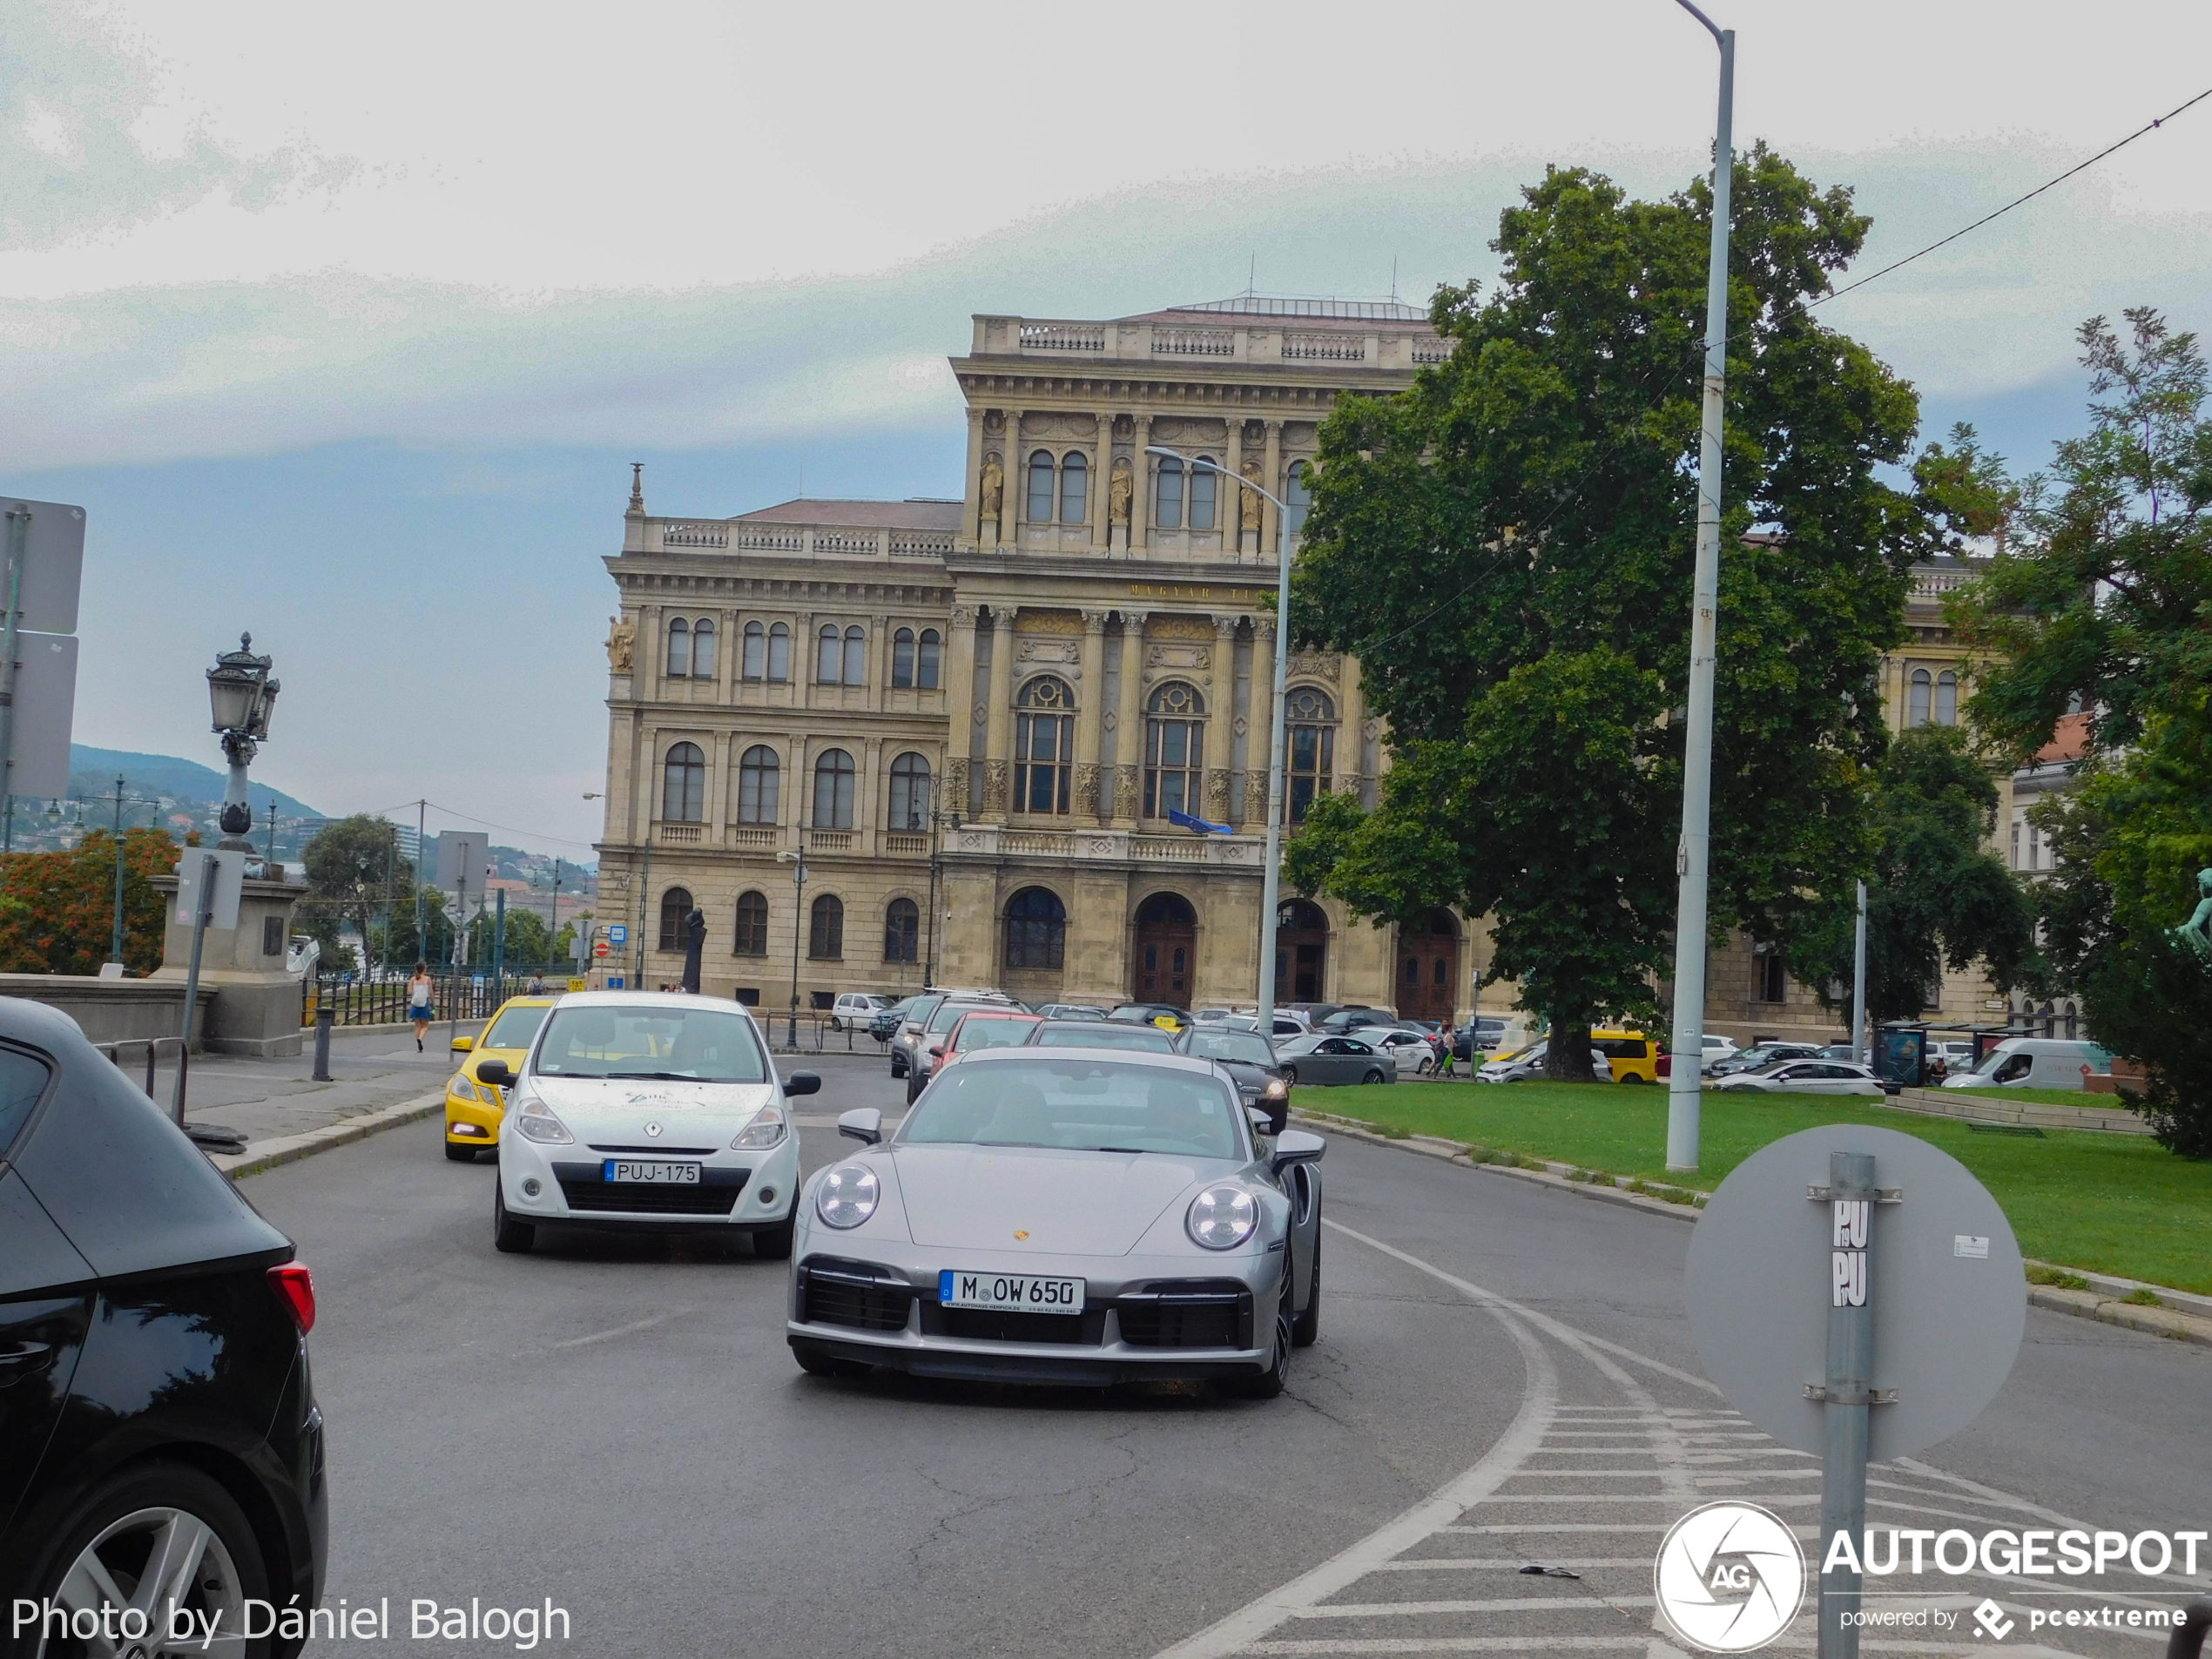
(69, 744, 322, 819)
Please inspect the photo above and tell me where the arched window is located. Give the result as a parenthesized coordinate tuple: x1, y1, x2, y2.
(662, 741, 705, 822)
(1935, 670, 1959, 726)
(691, 618, 716, 679)
(843, 625, 866, 686)
(1143, 682, 1206, 819)
(1004, 887, 1066, 970)
(1060, 451, 1088, 523)
(817, 624, 841, 684)
(808, 894, 844, 961)
(742, 621, 765, 681)
(884, 898, 920, 963)
(917, 628, 941, 689)
(666, 617, 691, 678)
(887, 752, 932, 830)
(1908, 669, 1932, 727)
(1285, 686, 1336, 823)
(733, 890, 769, 956)
(736, 745, 780, 825)
(658, 887, 695, 952)
(1188, 455, 1217, 531)
(766, 622, 791, 682)
(1155, 455, 1184, 528)
(812, 748, 856, 829)
(1027, 449, 1055, 524)
(1285, 460, 1313, 539)
(892, 627, 916, 689)
(1015, 676, 1075, 814)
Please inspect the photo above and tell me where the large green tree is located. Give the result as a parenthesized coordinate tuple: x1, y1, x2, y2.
(1287, 149, 1941, 1076)
(0, 828, 183, 976)
(1783, 726, 2033, 1023)
(303, 814, 412, 976)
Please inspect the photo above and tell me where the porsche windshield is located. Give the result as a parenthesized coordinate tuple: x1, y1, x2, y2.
(532, 1005, 768, 1083)
(900, 1059, 1243, 1158)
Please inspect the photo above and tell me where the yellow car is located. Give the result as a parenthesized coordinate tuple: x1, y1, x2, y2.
(1591, 1028, 1662, 1084)
(444, 995, 557, 1161)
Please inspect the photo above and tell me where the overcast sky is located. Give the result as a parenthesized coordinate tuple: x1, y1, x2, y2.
(4, 0, 2209, 856)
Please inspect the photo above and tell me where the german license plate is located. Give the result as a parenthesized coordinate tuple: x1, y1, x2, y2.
(938, 1270, 1084, 1312)
(603, 1159, 701, 1184)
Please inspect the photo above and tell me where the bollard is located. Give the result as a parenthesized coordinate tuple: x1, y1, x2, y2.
(312, 1007, 334, 1082)
(2169, 1599, 2211, 1659)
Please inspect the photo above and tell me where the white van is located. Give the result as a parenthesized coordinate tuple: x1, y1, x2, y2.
(1942, 1037, 2114, 1091)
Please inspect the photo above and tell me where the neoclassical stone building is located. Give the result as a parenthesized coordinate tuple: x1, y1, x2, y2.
(590, 298, 2010, 1040)
(592, 294, 1467, 1018)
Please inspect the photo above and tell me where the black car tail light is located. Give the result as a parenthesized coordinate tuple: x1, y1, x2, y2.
(267, 1263, 316, 1335)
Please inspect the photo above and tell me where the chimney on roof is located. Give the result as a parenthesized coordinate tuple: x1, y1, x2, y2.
(628, 462, 646, 517)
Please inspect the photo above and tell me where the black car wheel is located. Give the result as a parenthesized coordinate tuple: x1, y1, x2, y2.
(1227, 1281, 1293, 1399)
(1361, 1068, 1386, 1085)
(24, 1461, 273, 1659)
(443, 1136, 477, 1162)
(1280, 1066, 1298, 1085)
(1291, 1229, 1320, 1348)
(890, 1054, 906, 1078)
(492, 1177, 536, 1254)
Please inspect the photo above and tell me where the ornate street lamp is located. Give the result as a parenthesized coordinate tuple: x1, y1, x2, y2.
(205, 633, 279, 853)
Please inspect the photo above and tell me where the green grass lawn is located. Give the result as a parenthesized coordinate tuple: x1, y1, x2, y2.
(1296, 1081, 2212, 1294)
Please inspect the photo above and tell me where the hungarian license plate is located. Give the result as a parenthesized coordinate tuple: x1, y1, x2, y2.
(603, 1159, 701, 1185)
(938, 1270, 1084, 1312)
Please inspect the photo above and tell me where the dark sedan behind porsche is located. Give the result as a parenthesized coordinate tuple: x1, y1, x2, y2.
(0, 999, 325, 1659)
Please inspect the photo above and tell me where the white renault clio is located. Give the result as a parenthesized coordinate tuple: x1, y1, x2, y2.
(479, 991, 816, 1256)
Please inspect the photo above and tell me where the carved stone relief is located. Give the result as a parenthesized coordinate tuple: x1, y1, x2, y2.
(948, 604, 978, 630)
(1113, 764, 1139, 816)
(945, 757, 969, 802)
(1146, 643, 1213, 675)
(982, 759, 1009, 815)
(1019, 413, 1102, 442)
(1286, 650, 1343, 679)
(1148, 616, 1217, 641)
(1075, 764, 1102, 819)
(1206, 770, 1232, 818)
(1015, 610, 1084, 636)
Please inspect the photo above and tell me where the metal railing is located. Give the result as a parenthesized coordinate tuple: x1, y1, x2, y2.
(94, 1035, 188, 1114)
(304, 968, 574, 1028)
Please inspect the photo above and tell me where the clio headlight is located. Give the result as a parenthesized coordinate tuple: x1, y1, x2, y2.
(513, 1097, 574, 1145)
(1186, 1184, 1258, 1251)
(732, 1103, 787, 1150)
(815, 1164, 880, 1230)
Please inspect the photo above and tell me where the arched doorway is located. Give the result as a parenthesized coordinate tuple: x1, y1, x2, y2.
(1399, 908, 1460, 1024)
(1133, 892, 1197, 1004)
(1275, 900, 1329, 1006)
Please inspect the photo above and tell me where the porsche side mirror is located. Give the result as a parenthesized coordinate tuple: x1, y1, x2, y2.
(838, 1108, 882, 1145)
(1271, 1128, 1325, 1173)
(450, 1035, 475, 1053)
(475, 1059, 516, 1088)
(785, 1072, 821, 1097)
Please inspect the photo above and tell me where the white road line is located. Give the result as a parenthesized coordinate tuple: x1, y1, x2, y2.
(1294, 1596, 1655, 1618)
(550, 1312, 680, 1350)
(1372, 1559, 1654, 1571)
(1150, 1227, 1561, 1659)
(1244, 1640, 1655, 1655)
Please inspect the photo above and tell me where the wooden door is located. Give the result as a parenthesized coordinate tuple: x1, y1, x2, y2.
(1274, 899, 1329, 1006)
(1134, 893, 1197, 1004)
(1399, 910, 1460, 1024)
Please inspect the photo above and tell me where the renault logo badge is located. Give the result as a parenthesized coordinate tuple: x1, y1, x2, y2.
(645, 1123, 662, 1137)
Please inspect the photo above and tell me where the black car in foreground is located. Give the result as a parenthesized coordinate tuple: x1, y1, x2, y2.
(0, 999, 325, 1659)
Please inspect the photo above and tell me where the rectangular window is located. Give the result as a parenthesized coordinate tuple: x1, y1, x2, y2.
(1757, 949, 1786, 1004)
(1015, 713, 1072, 814)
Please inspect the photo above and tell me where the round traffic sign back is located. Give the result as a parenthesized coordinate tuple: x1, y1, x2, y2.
(1685, 1123, 2025, 1460)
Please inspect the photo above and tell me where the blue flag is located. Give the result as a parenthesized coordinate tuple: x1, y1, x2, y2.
(1168, 807, 1231, 835)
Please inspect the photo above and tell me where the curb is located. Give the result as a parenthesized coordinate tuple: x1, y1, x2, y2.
(211, 1090, 447, 1179)
(1291, 1109, 2212, 1350)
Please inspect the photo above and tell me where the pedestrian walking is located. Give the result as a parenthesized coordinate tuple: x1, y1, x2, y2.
(407, 960, 435, 1052)
(527, 970, 548, 995)
(1438, 1028, 1456, 1080)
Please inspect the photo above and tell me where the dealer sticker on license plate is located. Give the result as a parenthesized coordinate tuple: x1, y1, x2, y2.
(603, 1159, 702, 1184)
(939, 1270, 1084, 1312)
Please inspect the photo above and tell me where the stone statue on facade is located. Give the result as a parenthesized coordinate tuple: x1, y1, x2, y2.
(2172, 868, 2212, 964)
(1108, 458, 1134, 525)
(605, 615, 636, 673)
(979, 454, 1004, 519)
(1240, 460, 1264, 531)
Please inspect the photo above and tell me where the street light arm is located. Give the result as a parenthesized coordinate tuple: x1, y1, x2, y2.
(1143, 445, 1291, 514)
(1670, 0, 1725, 45)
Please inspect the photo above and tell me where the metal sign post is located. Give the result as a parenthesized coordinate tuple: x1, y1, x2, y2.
(170, 849, 245, 1122)
(1813, 1151, 1882, 1656)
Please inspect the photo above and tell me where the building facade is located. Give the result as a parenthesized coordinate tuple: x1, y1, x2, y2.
(591, 297, 2011, 1037)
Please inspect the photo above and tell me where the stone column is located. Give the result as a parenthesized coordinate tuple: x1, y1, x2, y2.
(943, 604, 979, 813)
(964, 407, 988, 544)
(981, 606, 1016, 818)
(1130, 415, 1152, 554)
(1112, 610, 1148, 825)
(1001, 409, 1025, 546)
(1075, 609, 1109, 819)
(1206, 615, 1239, 822)
(1261, 420, 1284, 559)
(1341, 666, 1370, 807)
(1246, 616, 1277, 824)
(1223, 421, 1245, 562)
(1088, 413, 1110, 550)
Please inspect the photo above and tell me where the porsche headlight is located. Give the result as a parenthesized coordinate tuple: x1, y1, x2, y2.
(815, 1164, 880, 1230)
(1264, 1077, 1288, 1099)
(1186, 1184, 1258, 1250)
(732, 1103, 787, 1150)
(513, 1097, 574, 1145)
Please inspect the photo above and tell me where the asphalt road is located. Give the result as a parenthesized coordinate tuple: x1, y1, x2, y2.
(248, 1052, 2209, 1658)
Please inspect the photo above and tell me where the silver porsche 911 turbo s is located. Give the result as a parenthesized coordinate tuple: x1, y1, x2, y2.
(786, 1048, 1325, 1395)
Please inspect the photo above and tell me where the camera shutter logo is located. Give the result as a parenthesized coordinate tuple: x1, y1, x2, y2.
(1654, 1501, 1805, 1652)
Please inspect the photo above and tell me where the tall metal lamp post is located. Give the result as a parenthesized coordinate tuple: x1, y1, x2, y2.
(914, 779, 961, 991)
(1144, 446, 1295, 1030)
(205, 634, 280, 855)
(1662, 0, 1734, 1173)
(779, 835, 808, 1048)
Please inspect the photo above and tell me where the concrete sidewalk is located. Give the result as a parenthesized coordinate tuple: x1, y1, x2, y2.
(129, 1021, 486, 1145)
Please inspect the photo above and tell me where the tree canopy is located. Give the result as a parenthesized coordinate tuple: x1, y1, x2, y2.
(0, 828, 182, 976)
(1288, 148, 1942, 1072)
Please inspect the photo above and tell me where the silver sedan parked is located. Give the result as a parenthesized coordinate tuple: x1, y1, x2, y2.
(1272, 1032, 1396, 1087)
(786, 1048, 1325, 1394)
(1716, 1059, 1884, 1096)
